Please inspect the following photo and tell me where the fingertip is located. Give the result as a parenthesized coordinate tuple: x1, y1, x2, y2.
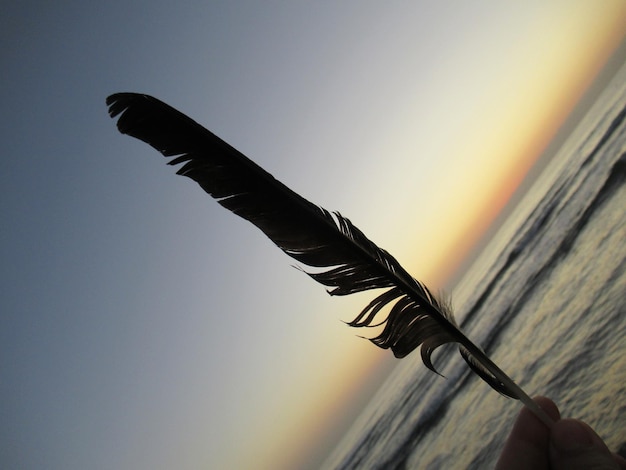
(531, 396, 560, 422)
(495, 399, 555, 469)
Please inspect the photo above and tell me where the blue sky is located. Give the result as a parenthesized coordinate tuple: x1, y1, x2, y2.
(2, 2, 625, 469)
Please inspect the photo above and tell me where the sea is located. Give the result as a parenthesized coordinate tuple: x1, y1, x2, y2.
(322, 60, 626, 469)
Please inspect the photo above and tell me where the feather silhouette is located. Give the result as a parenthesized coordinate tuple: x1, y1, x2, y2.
(106, 92, 553, 426)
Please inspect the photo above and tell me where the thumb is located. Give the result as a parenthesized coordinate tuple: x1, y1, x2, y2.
(550, 419, 621, 470)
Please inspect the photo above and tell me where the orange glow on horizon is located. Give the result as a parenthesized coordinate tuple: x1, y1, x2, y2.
(243, 9, 626, 470)
(411, 26, 626, 289)
(282, 13, 625, 470)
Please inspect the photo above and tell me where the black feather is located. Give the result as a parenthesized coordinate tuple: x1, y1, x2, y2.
(106, 92, 554, 424)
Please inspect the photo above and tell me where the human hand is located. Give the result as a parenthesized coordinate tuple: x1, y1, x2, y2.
(496, 396, 626, 470)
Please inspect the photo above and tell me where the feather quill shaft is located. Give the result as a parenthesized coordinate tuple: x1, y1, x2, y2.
(106, 92, 553, 427)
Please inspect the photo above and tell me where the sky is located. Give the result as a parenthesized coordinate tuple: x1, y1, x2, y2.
(2, 2, 625, 469)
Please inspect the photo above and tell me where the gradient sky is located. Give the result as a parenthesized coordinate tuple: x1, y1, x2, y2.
(2, 2, 625, 469)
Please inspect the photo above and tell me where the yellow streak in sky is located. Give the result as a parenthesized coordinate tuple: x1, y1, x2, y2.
(244, 5, 626, 469)
(405, 8, 626, 287)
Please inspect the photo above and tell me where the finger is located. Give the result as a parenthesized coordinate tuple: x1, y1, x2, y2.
(550, 418, 622, 470)
(495, 396, 560, 470)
